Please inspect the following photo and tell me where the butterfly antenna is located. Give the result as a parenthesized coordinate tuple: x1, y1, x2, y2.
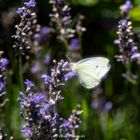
(66, 54, 72, 62)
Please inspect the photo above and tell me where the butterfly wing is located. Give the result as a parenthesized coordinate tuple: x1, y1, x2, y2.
(72, 57, 110, 89)
(76, 68, 100, 88)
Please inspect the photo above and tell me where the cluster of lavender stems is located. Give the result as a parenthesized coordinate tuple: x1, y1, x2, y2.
(18, 60, 81, 139)
(114, 0, 140, 83)
(10, 0, 85, 139)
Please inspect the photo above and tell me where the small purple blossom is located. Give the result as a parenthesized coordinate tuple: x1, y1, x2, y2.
(31, 63, 41, 74)
(31, 93, 45, 104)
(34, 27, 53, 45)
(131, 53, 140, 59)
(16, 8, 23, 14)
(40, 104, 52, 118)
(42, 74, 52, 85)
(44, 53, 51, 64)
(24, 79, 35, 90)
(24, 0, 36, 8)
(64, 71, 76, 81)
(63, 120, 70, 128)
(22, 127, 32, 138)
(103, 102, 112, 112)
(70, 39, 80, 51)
(120, 0, 132, 15)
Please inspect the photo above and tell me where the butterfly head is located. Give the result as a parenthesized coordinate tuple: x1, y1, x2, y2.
(69, 62, 77, 71)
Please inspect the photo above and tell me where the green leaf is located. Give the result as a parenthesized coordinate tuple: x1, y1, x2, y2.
(71, 0, 99, 6)
(129, 6, 140, 21)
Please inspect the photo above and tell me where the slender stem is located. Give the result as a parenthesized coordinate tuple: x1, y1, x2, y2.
(78, 32, 83, 57)
(63, 38, 69, 50)
(19, 55, 24, 90)
(124, 63, 137, 84)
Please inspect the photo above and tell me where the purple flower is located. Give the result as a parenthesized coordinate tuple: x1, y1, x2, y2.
(34, 27, 53, 45)
(0, 58, 9, 72)
(40, 104, 52, 118)
(31, 93, 45, 104)
(103, 102, 112, 112)
(25, 79, 35, 90)
(22, 127, 32, 138)
(91, 94, 112, 112)
(42, 74, 52, 85)
(70, 39, 80, 50)
(131, 53, 140, 59)
(16, 8, 23, 14)
(24, 0, 36, 8)
(64, 71, 76, 81)
(120, 0, 132, 14)
(44, 53, 51, 64)
(63, 120, 70, 128)
(0, 77, 6, 94)
(31, 63, 40, 74)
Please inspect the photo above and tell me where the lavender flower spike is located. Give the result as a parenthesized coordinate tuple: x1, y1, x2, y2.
(19, 80, 61, 139)
(0, 56, 9, 95)
(13, 0, 40, 57)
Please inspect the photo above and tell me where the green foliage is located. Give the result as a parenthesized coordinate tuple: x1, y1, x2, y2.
(129, 6, 140, 21)
(70, 0, 99, 6)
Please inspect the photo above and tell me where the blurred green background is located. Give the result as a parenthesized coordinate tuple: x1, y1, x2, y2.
(1, 0, 140, 139)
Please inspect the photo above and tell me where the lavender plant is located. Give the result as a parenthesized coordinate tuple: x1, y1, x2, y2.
(49, 0, 75, 40)
(12, 0, 40, 57)
(18, 60, 81, 140)
(49, 0, 86, 60)
(114, 0, 140, 83)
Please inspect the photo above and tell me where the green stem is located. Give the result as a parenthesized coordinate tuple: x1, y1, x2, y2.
(19, 55, 24, 90)
(124, 63, 137, 85)
(78, 32, 83, 57)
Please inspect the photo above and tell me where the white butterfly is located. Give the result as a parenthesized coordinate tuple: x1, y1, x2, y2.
(70, 57, 111, 89)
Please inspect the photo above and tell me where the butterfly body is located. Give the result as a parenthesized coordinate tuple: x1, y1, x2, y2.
(70, 57, 110, 89)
